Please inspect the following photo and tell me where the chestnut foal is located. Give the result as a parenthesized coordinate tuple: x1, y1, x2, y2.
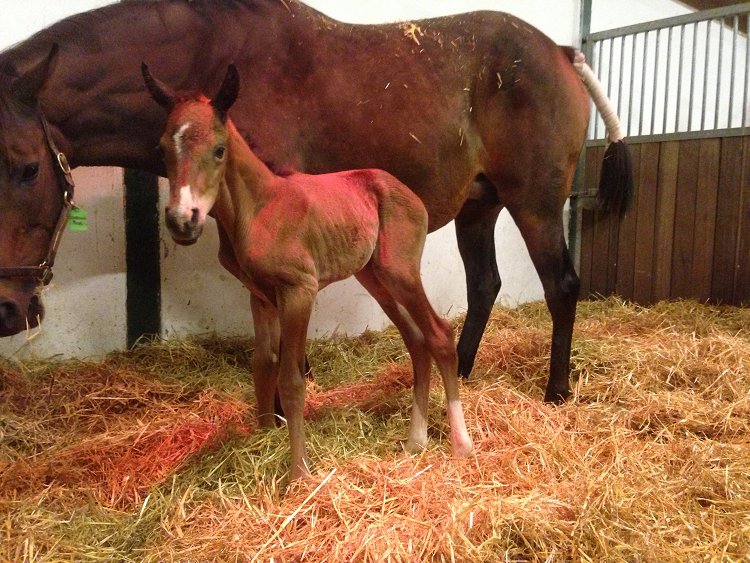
(142, 64, 473, 479)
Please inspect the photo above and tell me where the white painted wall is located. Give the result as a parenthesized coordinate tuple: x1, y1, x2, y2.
(0, 0, 688, 359)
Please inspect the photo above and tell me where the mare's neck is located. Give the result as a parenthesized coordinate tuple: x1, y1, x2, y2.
(211, 119, 279, 234)
(0, 0, 320, 172)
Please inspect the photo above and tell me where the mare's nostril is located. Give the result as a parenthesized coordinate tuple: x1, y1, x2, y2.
(0, 300, 22, 331)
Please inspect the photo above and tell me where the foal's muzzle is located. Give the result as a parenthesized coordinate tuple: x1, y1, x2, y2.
(165, 207, 202, 245)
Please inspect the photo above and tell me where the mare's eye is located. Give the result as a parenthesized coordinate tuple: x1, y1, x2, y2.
(20, 163, 40, 183)
(213, 145, 226, 161)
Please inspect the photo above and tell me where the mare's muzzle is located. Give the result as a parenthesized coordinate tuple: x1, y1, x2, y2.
(0, 289, 43, 337)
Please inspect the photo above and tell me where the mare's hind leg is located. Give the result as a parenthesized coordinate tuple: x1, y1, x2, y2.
(509, 207, 580, 403)
(454, 198, 503, 378)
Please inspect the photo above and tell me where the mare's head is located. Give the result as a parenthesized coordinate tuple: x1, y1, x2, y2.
(142, 63, 239, 246)
(0, 45, 68, 336)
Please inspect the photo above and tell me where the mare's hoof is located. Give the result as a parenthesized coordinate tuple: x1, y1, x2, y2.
(544, 386, 571, 405)
(457, 359, 474, 379)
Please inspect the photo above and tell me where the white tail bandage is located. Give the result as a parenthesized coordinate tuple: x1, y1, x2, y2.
(573, 51, 625, 143)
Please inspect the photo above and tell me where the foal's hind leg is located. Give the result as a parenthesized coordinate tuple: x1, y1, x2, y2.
(364, 258, 473, 458)
(355, 267, 433, 454)
(382, 276, 473, 457)
(454, 199, 503, 378)
(509, 207, 580, 403)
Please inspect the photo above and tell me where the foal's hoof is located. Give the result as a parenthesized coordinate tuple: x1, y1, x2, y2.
(403, 439, 427, 456)
(544, 386, 571, 405)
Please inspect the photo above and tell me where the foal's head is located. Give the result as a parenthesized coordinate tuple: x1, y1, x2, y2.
(141, 63, 239, 245)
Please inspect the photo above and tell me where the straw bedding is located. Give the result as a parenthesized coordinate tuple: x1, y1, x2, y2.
(1, 298, 748, 561)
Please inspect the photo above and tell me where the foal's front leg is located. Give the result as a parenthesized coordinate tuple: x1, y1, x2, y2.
(250, 295, 280, 428)
(276, 284, 317, 480)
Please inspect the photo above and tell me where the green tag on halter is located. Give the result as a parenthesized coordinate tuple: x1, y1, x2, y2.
(67, 206, 88, 232)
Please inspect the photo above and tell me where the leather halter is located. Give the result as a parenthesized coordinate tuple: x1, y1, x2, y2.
(0, 114, 75, 285)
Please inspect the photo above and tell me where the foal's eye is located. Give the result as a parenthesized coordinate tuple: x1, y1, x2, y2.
(20, 163, 40, 183)
(213, 145, 226, 161)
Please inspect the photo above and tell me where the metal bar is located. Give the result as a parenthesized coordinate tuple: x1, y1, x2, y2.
(689, 22, 698, 131)
(701, 20, 712, 130)
(663, 26, 672, 134)
(745, 14, 750, 128)
(588, 3, 750, 41)
(607, 37, 615, 130)
(585, 126, 750, 146)
(727, 16, 740, 128)
(640, 30, 650, 136)
(617, 35, 625, 120)
(677, 24, 685, 131)
(651, 28, 662, 135)
(628, 32, 637, 137)
(715, 18, 724, 129)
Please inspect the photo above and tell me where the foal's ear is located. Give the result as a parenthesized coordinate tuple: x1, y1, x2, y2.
(211, 64, 240, 123)
(12, 43, 59, 109)
(141, 62, 176, 111)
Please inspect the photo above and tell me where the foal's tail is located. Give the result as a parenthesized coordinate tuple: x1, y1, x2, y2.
(571, 49, 633, 217)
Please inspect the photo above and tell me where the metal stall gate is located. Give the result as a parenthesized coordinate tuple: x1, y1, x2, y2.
(573, 3, 750, 306)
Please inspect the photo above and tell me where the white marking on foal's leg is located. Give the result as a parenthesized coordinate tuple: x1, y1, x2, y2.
(173, 122, 191, 158)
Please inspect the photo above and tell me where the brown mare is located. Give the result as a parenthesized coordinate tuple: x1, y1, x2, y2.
(0, 1, 631, 402)
(142, 63, 474, 478)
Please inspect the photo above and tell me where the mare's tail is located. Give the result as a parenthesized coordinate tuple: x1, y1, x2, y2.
(571, 50, 633, 217)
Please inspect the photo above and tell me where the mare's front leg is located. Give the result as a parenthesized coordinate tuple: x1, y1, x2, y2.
(250, 295, 280, 428)
(454, 199, 503, 378)
(276, 284, 316, 480)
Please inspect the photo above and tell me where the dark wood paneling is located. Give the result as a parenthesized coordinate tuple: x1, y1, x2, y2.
(711, 136, 744, 302)
(692, 139, 720, 301)
(578, 135, 748, 307)
(671, 140, 701, 299)
(735, 137, 750, 305)
(652, 141, 679, 302)
(633, 143, 660, 304)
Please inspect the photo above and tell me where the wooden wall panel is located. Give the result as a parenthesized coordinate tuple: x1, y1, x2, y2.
(711, 137, 744, 303)
(652, 141, 679, 302)
(670, 140, 701, 300)
(633, 143, 660, 304)
(734, 137, 750, 305)
(692, 139, 720, 301)
(577, 135, 748, 307)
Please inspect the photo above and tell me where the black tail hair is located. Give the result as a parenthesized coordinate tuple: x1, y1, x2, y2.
(598, 139, 633, 217)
